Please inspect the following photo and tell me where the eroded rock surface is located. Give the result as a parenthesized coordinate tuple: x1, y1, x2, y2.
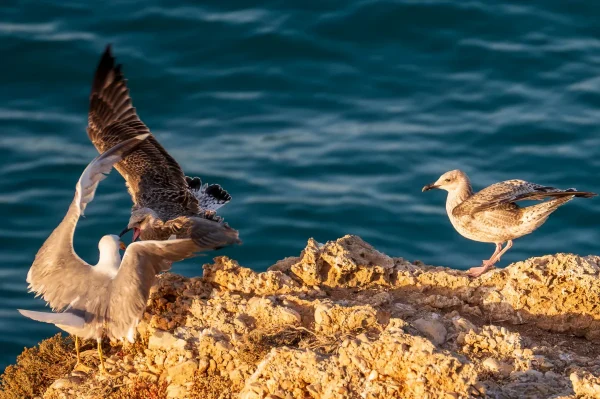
(2, 235, 600, 399)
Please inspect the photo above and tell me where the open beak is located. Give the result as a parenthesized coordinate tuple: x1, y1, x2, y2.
(119, 241, 127, 250)
(422, 183, 439, 192)
(119, 227, 141, 242)
(132, 227, 141, 242)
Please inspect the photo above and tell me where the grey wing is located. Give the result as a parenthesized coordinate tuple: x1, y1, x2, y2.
(104, 239, 200, 341)
(87, 45, 201, 214)
(27, 135, 149, 311)
(452, 180, 554, 217)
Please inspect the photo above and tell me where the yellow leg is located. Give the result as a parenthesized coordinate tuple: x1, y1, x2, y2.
(73, 336, 92, 373)
(75, 336, 81, 364)
(97, 338, 106, 373)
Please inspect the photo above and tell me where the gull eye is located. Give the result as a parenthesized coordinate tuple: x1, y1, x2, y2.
(444, 178, 451, 182)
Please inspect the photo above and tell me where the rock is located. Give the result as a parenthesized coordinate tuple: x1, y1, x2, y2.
(154, 352, 166, 366)
(139, 371, 158, 382)
(290, 236, 395, 287)
(48, 376, 83, 390)
(204, 257, 299, 295)
(482, 357, 513, 378)
(314, 303, 332, 325)
(6, 235, 600, 399)
(148, 330, 179, 350)
(167, 360, 198, 385)
(571, 370, 600, 397)
(452, 316, 477, 333)
(413, 318, 447, 345)
(166, 383, 187, 399)
(198, 357, 209, 374)
(368, 370, 378, 381)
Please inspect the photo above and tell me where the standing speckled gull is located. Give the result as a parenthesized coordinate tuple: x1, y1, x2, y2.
(422, 170, 596, 277)
(19, 134, 233, 374)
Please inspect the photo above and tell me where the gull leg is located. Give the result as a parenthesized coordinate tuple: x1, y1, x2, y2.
(97, 338, 106, 374)
(489, 243, 503, 262)
(76, 336, 80, 364)
(467, 243, 503, 278)
(73, 336, 92, 373)
(96, 338, 118, 376)
(489, 240, 513, 264)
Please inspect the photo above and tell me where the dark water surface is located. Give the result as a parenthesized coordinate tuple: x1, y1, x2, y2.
(1, 0, 600, 370)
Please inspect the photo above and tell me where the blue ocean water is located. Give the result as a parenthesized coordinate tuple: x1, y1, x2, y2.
(1, 0, 600, 371)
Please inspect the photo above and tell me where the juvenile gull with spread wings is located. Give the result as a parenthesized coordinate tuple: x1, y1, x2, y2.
(20, 134, 238, 373)
(87, 45, 239, 247)
(422, 170, 595, 277)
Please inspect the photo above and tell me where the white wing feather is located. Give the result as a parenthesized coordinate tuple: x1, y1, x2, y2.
(18, 309, 85, 328)
(76, 133, 150, 214)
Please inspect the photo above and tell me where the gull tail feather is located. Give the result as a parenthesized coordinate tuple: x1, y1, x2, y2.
(185, 176, 231, 212)
(521, 189, 597, 201)
(190, 218, 241, 249)
(563, 189, 597, 198)
(18, 309, 85, 328)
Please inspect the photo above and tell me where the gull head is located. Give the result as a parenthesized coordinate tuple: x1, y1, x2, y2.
(422, 169, 468, 193)
(99, 234, 125, 255)
(120, 208, 156, 242)
(97, 235, 124, 272)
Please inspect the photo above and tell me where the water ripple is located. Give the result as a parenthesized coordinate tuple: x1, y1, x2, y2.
(1, 0, 600, 371)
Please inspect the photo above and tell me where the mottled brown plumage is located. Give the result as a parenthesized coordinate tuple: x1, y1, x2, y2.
(423, 170, 595, 277)
(87, 45, 239, 246)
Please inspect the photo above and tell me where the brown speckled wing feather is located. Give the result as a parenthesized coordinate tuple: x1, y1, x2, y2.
(87, 45, 199, 216)
(162, 216, 241, 249)
(453, 179, 596, 218)
(453, 180, 553, 217)
(477, 203, 523, 227)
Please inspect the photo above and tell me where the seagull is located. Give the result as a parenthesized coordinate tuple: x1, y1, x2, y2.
(422, 169, 596, 277)
(20, 134, 237, 374)
(87, 45, 239, 247)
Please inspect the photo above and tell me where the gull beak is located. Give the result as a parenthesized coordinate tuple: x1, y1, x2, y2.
(422, 183, 439, 192)
(132, 227, 141, 242)
(119, 241, 127, 250)
(119, 227, 131, 238)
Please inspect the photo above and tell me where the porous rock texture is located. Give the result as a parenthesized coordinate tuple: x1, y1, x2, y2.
(2, 235, 600, 399)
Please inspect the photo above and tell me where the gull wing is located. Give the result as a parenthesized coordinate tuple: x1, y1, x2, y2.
(88, 45, 201, 215)
(104, 239, 200, 341)
(452, 179, 594, 217)
(26, 135, 149, 311)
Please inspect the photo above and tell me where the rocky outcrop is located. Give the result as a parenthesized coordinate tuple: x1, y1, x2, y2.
(2, 235, 600, 399)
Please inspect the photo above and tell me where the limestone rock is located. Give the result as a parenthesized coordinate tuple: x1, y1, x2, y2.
(204, 257, 299, 294)
(290, 235, 394, 287)
(413, 317, 447, 345)
(4, 235, 600, 399)
(570, 370, 600, 397)
(482, 357, 513, 378)
(148, 329, 182, 351)
(168, 360, 198, 385)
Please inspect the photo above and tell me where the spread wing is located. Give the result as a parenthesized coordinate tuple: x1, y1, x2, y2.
(453, 179, 595, 217)
(26, 135, 149, 311)
(87, 45, 200, 215)
(105, 239, 200, 341)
